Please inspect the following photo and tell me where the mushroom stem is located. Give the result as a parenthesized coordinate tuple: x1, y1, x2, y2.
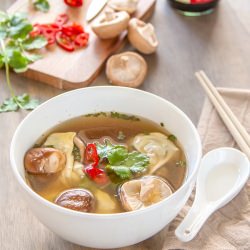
(105, 9, 115, 21)
(120, 56, 129, 68)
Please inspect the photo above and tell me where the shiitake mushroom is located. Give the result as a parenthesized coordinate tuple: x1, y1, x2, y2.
(24, 148, 66, 174)
(54, 188, 95, 213)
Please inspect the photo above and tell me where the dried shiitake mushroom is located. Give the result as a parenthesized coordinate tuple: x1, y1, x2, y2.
(108, 0, 139, 14)
(91, 9, 130, 39)
(106, 51, 147, 88)
(128, 18, 158, 54)
(24, 148, 66, 174)
(55, 188, 95, 212)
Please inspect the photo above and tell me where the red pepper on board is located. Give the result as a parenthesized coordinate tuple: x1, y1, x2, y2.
(55, 32, 75, 51)
(30, 13, 89, 52)
(55, 13, 69, 27)
(64, 0, 83, 7)
(74, 33, 89, 47)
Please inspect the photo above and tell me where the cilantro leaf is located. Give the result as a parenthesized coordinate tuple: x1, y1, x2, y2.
(96, 140, 150, 181)
(24, 52, 42, 62)
(0, 97, 18, 112)
(10, 12, 27, 26)
(16, 93, 39, 110)
(0, 94, 39, 113)
(33, 0, 50, 12)
(106, 165, 132, 180)
(9, 21, 33, 39)
(23, 36, 47, 50)
(8, 50, 29, 72)
(0, 11, 45, 114)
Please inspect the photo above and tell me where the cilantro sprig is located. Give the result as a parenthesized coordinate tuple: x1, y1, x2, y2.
(96, 140, 150, 181)
(0, 11, 47, 113)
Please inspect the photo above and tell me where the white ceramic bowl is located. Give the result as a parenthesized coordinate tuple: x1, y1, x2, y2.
(10, 87, 202, 248)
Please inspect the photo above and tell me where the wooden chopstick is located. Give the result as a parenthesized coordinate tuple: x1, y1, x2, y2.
(195, 70, 250, 160)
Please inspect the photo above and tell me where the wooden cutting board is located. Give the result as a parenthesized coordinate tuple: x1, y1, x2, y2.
(8, 0, 156, 89)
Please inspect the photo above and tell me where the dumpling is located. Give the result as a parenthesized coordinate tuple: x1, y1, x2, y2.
(119, 176, 172, 211)
(133, 132, 179, 173)
(43, 132, 83, 186)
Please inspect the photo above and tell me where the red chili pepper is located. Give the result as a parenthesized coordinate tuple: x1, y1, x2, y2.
(74, 33, 89, 47)
(85, 143, 99, 167)
(30, 13, 88, 52)
(85, 165, 109, 185)
(55, 32, 75, 51)
(55, 14, 69, 27)
(62, 23, 84, 37)
(64, 0, 83, 7)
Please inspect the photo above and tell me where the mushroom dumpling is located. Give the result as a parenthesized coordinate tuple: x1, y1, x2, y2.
(119, 176, 173, 211)
(133, 132, 180, 174)
(106, 51, 147, 88)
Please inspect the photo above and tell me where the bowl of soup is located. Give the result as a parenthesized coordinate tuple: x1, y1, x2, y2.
(10, 86, 201, 248)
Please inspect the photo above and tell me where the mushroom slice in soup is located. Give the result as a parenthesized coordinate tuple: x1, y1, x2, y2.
(24, 147, 66, 174)
(133, 132, 179, 173)
(119, 176, 173, 211)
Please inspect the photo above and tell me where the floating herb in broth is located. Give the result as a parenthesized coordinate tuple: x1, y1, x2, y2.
(24, 112, 187, 214)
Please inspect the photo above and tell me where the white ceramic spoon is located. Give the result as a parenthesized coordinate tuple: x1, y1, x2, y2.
(175, 147, 250, 242)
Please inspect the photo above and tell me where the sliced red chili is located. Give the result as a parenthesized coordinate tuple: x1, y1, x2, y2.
(85, 165, 109, 185)
(74, 33, 89, 47)
(55, 32, 75, 51)
(85, 143, 99, 167)
(62, 23, 84, 37)
(55, 14, 69, 27)
(64, 0, 83, 7)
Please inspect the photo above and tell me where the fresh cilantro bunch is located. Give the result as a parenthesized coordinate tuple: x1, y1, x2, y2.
(33, 0, 50, 13)
(0, 11, 47, 113)
(96, 140, 150, 180)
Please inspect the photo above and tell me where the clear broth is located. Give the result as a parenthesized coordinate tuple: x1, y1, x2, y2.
(26, 114, 187, 213)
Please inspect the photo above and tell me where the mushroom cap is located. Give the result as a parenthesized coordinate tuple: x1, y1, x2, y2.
(92, 10, 130, 39)
(128, 18, 158, 54)
(55, 188, 95, 213)
(106, 51, 147, 88)
(108, 0, 139, 14)
(24, 147, 66, 174)
(119, 176, 173, 211)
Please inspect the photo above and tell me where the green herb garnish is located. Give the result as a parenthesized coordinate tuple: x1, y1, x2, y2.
(0, 92, 40, 113)
(176, 160, 186, 167)
(33, 0, 50, 12)
(117, 131, 126, 141)
(96, 140, 149, 180)
(168, 134, 177, 142)
(0, 11, 47, 113)
(84, 112, 107, 117)
(72, 144, 81, 162)
(160, 122, 164, 127)
(110, 112, 140, 121)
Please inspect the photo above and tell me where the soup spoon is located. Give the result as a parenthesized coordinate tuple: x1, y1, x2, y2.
(175, 147, 250, 242)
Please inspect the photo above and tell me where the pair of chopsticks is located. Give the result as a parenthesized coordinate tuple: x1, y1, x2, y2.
(195, 70, 250, 160)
